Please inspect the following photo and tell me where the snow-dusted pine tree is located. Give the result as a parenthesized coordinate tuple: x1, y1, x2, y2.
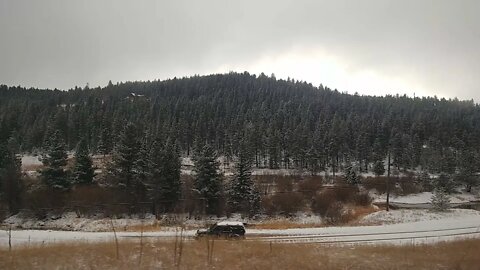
(71, 138, 95, 185)
(107, 122, 140, 189)
(40, 130, 70, 189)
(97, 120, 113, 156)
(344, 162, 360, 185)
(149, 138, 182, 213)
(227, 139, 260, 217)
(193, 143, 223, 215)
(373, 160, 385, 176)
(431, 188, 450, 211)
(0, 137, 22, 214)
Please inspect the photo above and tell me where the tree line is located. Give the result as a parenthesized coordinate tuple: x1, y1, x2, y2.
(1, 72, 479, 192)
(0, 122, 260, 217)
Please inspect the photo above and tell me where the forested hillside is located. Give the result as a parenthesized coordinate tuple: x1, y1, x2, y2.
(1, 72, 479, 175)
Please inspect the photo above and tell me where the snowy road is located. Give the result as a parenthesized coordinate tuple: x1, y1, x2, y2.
(2, 214, 480, 247)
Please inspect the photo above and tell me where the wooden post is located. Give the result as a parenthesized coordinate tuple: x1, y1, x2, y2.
(109, 218, 119, 259)
(386, 151, 391, 212)
(8, 226, 12, 252)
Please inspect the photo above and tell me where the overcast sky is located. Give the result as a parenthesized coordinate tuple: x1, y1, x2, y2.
(1, 0, 479, 101)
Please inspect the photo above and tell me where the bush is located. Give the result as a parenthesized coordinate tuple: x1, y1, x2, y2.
(396, 180, 422, 196)
(263, 192, 304, 216)
(434, 174, 457, 194)
(312, 187, 372, 216)
(298, 176, 323, 199)
(67, 185, 138, 217)
(312, 190, 336, 215)
(352, 191, 372, 206)
(334, 186, 358, 202)
(275, 176, 295, 192)
(362, 177, 388, 193)
(22, 187, 66, 219)
(324, 201, 346, 225)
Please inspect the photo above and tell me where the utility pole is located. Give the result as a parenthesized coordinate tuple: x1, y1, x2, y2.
(386, 150, 391, 211)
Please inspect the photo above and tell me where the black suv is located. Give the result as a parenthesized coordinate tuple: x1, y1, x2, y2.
(195, 221, 246, 239)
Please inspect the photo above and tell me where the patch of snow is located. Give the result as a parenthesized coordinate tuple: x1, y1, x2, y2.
(359, 209, 480, 225)
(21, 155, 42, 167)
(372, 191, 479, 205)
(3, 212, 161, 232)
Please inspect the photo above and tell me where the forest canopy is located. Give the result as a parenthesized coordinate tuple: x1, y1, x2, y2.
(1, 72, 479, 174)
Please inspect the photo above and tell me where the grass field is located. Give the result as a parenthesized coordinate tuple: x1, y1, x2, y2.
(1, 237, 479, 269)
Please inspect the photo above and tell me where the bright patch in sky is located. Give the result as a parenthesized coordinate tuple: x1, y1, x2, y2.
(215, 46, 430, 98)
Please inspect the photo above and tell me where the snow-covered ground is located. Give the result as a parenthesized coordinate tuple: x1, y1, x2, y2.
(3, 212, 164, 232)
(1, 209, 479, 247)
(2, 212, 322, 232)
(370, 191, 480, 210)
(373, 191, 479, 205)
(360, 209, 480, 225)
(21, 155, 43, 168)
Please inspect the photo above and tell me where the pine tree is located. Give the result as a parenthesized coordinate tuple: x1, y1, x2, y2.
(107, 122, 140, 189)
(40, 130, 70, 189)
(227, 140, 260, 216)
(418, 170, 432, 190)
(373, 160, 385, 176)
(0, 137, 22, 214)
(344, 162, 360, 185)
(456, 149, 479, 192)
(132, 135, 151, 201)
(431, 188, 450, 211)
(97, 121, 113, 156)
(193, 143, 223, 215)
(71, 138, 95, 185)
(150, 138, 182, 213)
(434, 174, 456, 194)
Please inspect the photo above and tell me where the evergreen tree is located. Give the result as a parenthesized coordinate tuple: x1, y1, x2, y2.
(132, 135, 151, 201)
(418, 170, 433, 191)
(71, 138, 95, 185)
(373, 160, 385, 176)
(431, 188, 450, 211)
(108, 122, 140, 189)
(40, 130, 70, 189)
(193, 143, 223, 215)
(434, 173, 456, 194)
(0, 137, 22, 214)
(227, 139, 260, 216)
(149, 138, 182, 213)
(97, 120, 113, 156)
(344, 162, 360, 185)
(456, 149, 479, 192)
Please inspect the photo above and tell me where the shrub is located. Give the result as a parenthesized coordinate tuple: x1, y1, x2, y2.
(352, 191, 372, 206)
(275, 176, 295, 192)
(298, 176, 323, 199)
(324, 201, 346, 225)
(22, 187, 66, 219)
(263, 192, 304, 216)
(397, 180, 422, 196)
(66, 185, 137, 217)
(334, 186, 358, 202)
(362, 176, 389, 193)
(312, 190, 336, 215)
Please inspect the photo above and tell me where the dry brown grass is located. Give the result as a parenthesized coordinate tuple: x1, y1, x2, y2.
(250, 219, 324, 230)
(1, 238, 479, 270)
(346, 205, 379, 225)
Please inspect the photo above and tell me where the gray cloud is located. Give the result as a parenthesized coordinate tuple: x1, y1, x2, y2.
(0, 0, 479, 101)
